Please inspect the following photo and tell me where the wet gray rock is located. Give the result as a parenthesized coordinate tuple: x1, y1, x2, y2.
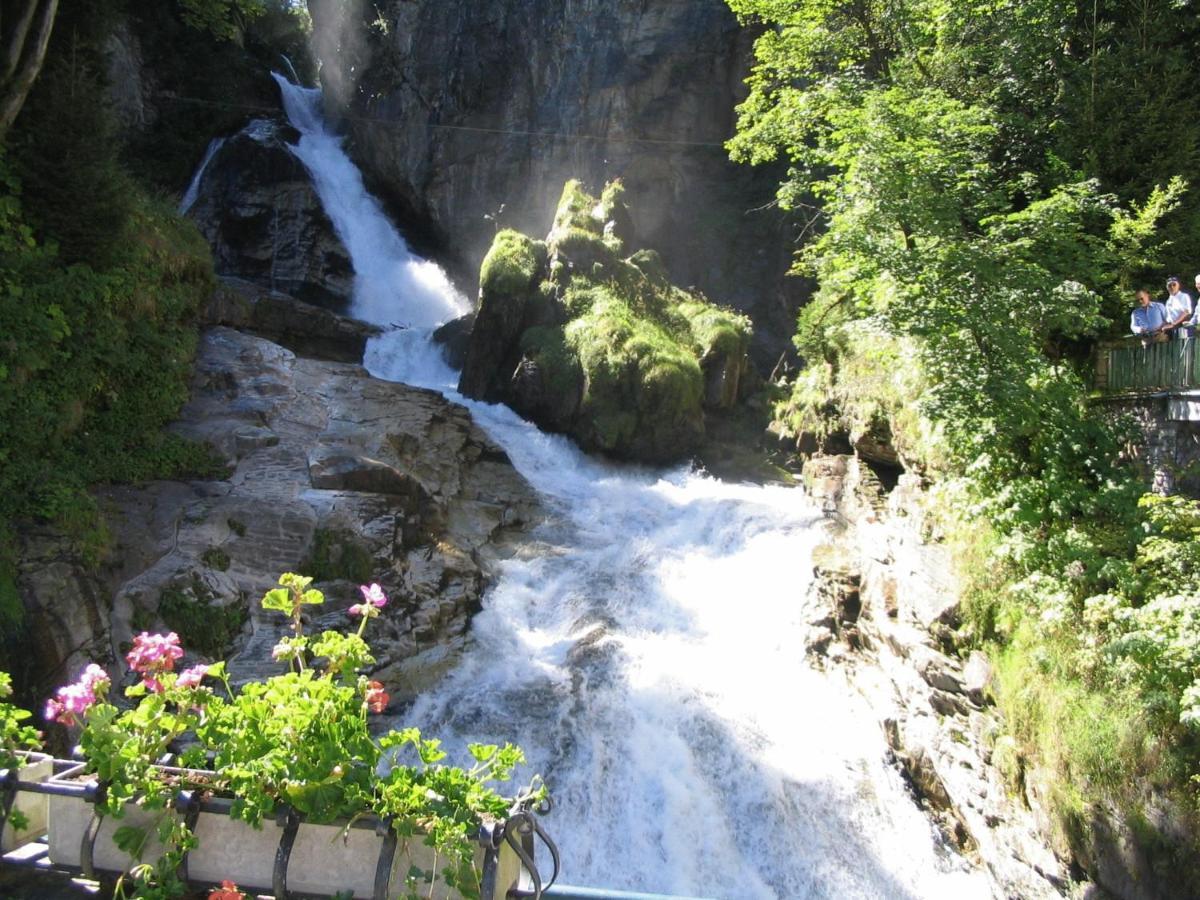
(807, 457, 1076, 899)
(15, 327, 539, 701)
(186, 118, 354, 309)
(204, 277, 379, 363)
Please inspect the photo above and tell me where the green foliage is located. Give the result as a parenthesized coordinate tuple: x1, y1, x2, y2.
(729, 0, 1200, 867)
(776, 324, 938, 470)
(0, 670, 42, 773)
(0, 156, 215, 595)
(201, 547, 231, 571)
(301, 528, 374, 584)
(123, 1, 313, 192)
(12, 56, 135, 268)
(176, 0, 267, 41)
(158, 579, 246, 660)
(50, 571, 546, 900)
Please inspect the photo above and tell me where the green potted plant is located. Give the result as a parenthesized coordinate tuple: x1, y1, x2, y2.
(0, 670, 50, 853)
(42, 573, 547, 900)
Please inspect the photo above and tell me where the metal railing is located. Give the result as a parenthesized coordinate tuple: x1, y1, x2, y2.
(1094, 336, 1200, 393)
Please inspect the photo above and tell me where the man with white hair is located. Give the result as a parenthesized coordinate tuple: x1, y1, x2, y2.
(1163, 276, 1193, 339)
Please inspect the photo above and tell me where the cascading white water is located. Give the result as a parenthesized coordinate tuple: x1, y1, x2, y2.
(268, 73, 994, 899)
(179, 137, 226, 215)
(271, 73, 468, 327)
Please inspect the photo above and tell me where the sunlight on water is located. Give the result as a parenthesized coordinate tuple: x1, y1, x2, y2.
(269, 73, 995, 900)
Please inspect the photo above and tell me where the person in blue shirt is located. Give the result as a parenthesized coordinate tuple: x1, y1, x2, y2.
(1131, 288, 1168, 339)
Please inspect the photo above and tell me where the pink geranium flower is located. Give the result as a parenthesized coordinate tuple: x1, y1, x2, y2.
(359, 583, 387, 608)
(176, 665, 210, 689)
(350, 583, 388, 619)
(365, 680, 389, 714)
(45, 663, 110, 726)
(126, 632, 185, 693)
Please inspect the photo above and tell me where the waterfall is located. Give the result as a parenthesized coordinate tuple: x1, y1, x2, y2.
(179, 137, 226, 215)
(268, 74, 993, 899)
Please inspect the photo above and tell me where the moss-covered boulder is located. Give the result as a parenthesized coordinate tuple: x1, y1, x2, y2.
(458, 230, 550, 399)
(458, 180, 752, 463)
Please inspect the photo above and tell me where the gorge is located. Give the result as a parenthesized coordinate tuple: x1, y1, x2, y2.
(4, 2, 1200, 899)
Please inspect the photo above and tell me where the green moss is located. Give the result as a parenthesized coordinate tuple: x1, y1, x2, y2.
(480, 229, 541, 296)
(227, 518, 247, 537)
(519, 326, 583, 399)
(159, 577, 246, 659)
(565, 289, 703, 452)
(628, 249, 669, 287)
(597, 180, 627, 223)
(673, 298, 752, 358)
(201, 547, 231, 571)
(549, 226, 616, 273)
(301, 529, 374, 584)
(550, 179, 600, 235)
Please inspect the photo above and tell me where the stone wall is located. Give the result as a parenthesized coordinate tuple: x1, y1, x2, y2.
(1096, 391, 1200, 496)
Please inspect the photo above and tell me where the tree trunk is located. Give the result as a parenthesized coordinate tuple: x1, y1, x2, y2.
(0, 0, 58, 142)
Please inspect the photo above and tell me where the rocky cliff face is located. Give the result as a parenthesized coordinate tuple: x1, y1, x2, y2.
(803, 455, 1198, 900)
(306, 0, 804, 370)
(16, 303, 539, 705)
(800, 458, 1074, 898)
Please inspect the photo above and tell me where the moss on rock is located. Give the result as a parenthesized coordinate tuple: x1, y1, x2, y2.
(159, 575, 246, 660)
(460, 179, 752, 462)
(480, 229, 543, 297)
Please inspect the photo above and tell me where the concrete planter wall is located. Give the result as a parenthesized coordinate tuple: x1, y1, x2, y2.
(0, 752, 53, 853)
(39, 765, 527, 899)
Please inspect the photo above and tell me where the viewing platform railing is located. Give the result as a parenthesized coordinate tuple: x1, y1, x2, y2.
(1094, 336, 1200, 393)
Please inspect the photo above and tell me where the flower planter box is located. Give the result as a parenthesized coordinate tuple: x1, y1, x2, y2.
(44, 766, 528, 899)
(0, 751, 53, 853)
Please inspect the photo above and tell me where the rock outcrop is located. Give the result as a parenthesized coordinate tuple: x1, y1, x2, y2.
(185, 117, 354, 310)
(458, 180, 753, 463)
(305, 0, 804, 370)
(16, 324, 539, 703)
(803, 454, 1200, 900)
(204, 277, 380, 364)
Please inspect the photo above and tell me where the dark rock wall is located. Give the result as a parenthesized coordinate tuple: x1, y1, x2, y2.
(307, 0, 804, 370)
(187, 118, 355, 309)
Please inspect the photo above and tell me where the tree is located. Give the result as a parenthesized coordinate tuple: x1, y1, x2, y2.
(0, 0, 59, 140)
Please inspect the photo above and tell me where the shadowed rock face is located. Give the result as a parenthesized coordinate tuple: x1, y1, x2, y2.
(306, 0, 805, 370)
(186, 118, 355, 310)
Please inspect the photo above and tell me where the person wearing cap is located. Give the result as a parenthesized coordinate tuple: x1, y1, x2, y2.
(1131, 288, 1168, 339)
(1163, 276, 1193, 339)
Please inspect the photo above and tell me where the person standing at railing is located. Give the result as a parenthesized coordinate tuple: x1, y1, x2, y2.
(1163, 275, 1193, 339)
(1189, 274, 1200, 334)
(1131, 288, 1168, 342)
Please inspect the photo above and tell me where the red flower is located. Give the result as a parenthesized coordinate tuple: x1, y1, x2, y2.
(208, 880, 245, 900)
(365, 680, 389, 714)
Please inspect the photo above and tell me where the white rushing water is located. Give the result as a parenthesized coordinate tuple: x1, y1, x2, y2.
(267, 73, 993, 899)
(179, 137, 227, 215)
